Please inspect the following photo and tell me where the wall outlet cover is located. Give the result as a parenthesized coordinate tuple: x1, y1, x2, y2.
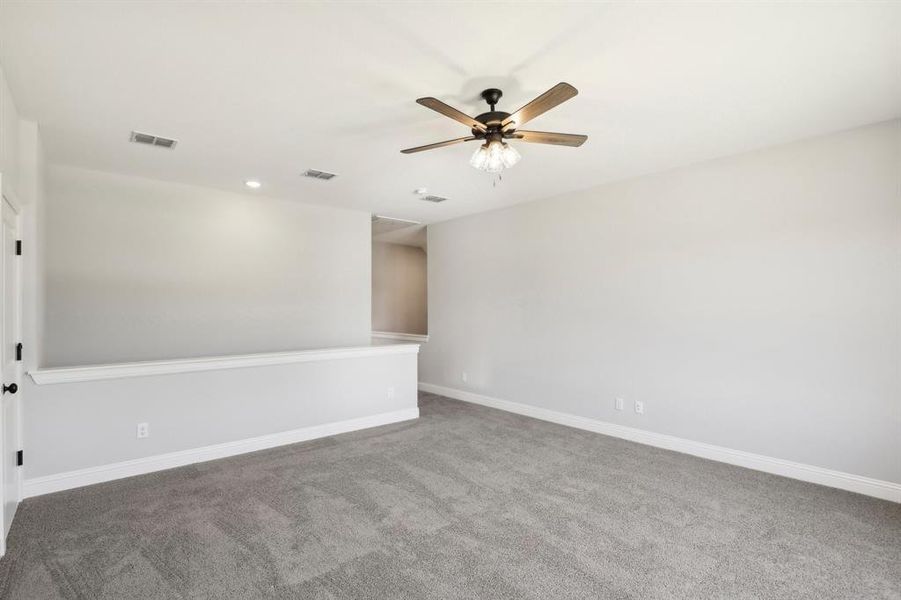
(634, 401, 644, 414)
(136, 422, 150, 439)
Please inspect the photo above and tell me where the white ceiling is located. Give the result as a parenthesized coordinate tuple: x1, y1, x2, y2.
(373, 224, 428, 250)
(1, 1, 899, 225)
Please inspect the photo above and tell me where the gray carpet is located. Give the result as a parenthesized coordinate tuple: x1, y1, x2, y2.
(1, 393, 899, 599)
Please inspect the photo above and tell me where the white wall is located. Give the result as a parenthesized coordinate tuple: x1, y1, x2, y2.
(372, 242, 427, 335)
(421, 120, 901, 485)
(44, 166, 371, 366)
(20, 162, 414, 490)
(18, 120, 45, 369)
(0, 68, 19, 196)
(26, 348, 419, 481)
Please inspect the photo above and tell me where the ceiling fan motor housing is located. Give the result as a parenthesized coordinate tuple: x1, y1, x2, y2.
(472, 89, 513, 138)
(472, 111, 511, 135)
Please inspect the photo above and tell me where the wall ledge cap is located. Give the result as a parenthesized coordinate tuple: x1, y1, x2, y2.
(29, 344, 420, 384)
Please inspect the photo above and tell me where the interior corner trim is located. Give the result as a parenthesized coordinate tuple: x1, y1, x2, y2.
(371, 331, 430, 343)
(28, 344, 421, 385)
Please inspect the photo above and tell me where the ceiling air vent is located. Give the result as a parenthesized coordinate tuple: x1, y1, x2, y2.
(302, 169, 337, 181)
(421, 195, 448, 203)
(129, 131, 178, 149)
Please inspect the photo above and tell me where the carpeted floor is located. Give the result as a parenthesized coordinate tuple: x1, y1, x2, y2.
(0, 393, 899, 599)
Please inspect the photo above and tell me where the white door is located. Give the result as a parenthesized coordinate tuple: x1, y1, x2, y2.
(0, 193, 21, 555)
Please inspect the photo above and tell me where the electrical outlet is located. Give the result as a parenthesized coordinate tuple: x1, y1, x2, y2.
(615, 397, 624, 411)
(387, 386, 395, 399)
(462, 371, 468, 383)
(136, 422, 150, 439)
(634, 400, 644, 415)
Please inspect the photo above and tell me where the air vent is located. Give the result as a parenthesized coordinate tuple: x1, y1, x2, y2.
(129, 131, 178, 149)
(421, 195, 448, 203)
(302, 169, 337, 180)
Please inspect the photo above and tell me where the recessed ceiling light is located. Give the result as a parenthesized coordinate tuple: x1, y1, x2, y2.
(244, 180, 261, 189)
(414, 187, 428, 195)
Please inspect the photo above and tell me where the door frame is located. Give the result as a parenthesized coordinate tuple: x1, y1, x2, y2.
(0, 175, 24, 556)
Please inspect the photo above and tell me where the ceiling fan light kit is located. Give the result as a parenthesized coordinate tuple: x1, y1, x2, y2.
(401, 83, 587, 174)
(470, 139, 521, 173)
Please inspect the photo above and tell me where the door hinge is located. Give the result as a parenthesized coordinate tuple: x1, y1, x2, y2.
(16, 342, 22, 361)
(16, 450, 23, 467)
(15, 240, 21, 256)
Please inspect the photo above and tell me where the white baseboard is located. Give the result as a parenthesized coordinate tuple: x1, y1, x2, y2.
(23, 407, 419, 498)
(419, 382, 901, 503)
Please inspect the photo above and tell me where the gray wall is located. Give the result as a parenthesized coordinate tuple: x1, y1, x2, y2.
(372, 242, 427, 335)
(27, 164, 418, 481)
(44, 166, 371, 366)
(0, 67, 19, 195)
(27, 351, 418, 478)
(421, 120, 901, 484)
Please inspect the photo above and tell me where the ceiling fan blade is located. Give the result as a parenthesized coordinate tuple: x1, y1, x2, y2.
(400, 136, 478, 154)
(416, 97, 487, 132)
(501, 83, 578, 129)
(512, 130, 587, 147)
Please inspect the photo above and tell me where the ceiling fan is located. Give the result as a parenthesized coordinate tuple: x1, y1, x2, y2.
(401, 82, 587, 173)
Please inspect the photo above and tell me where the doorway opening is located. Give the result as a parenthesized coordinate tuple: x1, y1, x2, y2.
(371, 216, 428, 342)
